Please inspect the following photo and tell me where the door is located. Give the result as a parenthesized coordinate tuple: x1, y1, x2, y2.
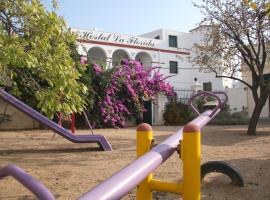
(143, 101, 152, 125)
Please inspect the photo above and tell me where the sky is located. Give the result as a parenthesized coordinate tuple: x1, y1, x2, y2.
(41, 0, 204, 35)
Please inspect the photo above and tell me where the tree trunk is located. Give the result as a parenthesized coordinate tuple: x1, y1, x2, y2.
(247, 95, 268, 135)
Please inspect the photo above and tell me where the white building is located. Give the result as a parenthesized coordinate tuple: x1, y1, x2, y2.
(241, 64, 270, 118)
(73, 26, 231, 125)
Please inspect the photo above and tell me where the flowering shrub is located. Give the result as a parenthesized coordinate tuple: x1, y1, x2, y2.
(82, 58, 174, 127)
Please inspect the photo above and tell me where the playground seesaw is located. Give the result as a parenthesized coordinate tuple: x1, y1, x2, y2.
(0, 89, 112, 151)
(0, 91, 243, 200)
(0, 164, 55, 200)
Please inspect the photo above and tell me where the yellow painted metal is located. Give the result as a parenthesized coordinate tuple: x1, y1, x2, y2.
(181, 130, 201, 200)
(136, 129, 153, 200)
(149, 179, 183, 194)
(136, 124, 201, 200)
(136, 130, 152, 157)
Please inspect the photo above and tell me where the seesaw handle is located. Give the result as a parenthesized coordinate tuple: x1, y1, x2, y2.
(212, 91, 228, 107)
(188, 91, 228, 118)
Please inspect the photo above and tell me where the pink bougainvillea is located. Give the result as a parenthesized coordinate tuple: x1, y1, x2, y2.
(82, 57, 175, 128)
(80, 56, 88, 64)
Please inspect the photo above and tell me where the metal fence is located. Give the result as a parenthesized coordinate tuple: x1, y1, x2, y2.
(168, 88, 194, 104)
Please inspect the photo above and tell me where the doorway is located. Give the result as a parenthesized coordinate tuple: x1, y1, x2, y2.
(143, 101, 152, 125)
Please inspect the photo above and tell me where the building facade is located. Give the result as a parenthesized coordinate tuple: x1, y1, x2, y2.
(73, 27, 230, 125)
(0, 26, 238, 130)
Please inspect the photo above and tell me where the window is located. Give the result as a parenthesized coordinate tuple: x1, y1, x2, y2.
(154, 35, 160, 40)
(203, 82, 212, 91)
(169, 35, 178, 48)
(169, 61, 178, 74)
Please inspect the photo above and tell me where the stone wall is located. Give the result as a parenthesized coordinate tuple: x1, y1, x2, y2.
(0, 97, 40, 130)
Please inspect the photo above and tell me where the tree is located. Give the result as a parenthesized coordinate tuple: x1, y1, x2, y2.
(0, 0, 86, 118)
(193, 0, 270, 135)
(81, 59, 174, 128)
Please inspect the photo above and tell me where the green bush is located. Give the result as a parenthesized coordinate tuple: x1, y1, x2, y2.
(231, 112, 246, 119)
(210, 116, 249, 125)
(163, 100, 249, 126)
(210, 105, 249, 125)
(163, 101, 192, 125)
(163, 98, 249, 126)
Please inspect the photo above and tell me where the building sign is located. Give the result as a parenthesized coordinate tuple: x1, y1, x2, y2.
(74, 30, 157, 48)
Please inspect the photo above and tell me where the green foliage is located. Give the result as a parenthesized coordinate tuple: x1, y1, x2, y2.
(163, 101, 193, 125)
(79, 64, 116, 127)
(163, 98, 249, 126)
(210, 114, 249, 125)
(0, 113, 12, 124)
(0, 0, 87, 118)
(194, 96, 207, 113)
(210, 105, 249, 125)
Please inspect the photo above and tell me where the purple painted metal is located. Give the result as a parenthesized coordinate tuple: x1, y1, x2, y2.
(0, 91, 227, 200)
(0, 89, 112, 151)
(212, 91, 228, 107)
(78, 92, 228, 199)
(78, 111, 214, 199)
(0, 164, 55, 200)
(188, 91, 222, 117)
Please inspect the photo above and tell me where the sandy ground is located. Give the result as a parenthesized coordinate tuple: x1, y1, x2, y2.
(0, 123, 270, 200)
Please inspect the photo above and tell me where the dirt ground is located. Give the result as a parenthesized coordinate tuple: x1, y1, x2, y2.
(0, 123, 270, 200)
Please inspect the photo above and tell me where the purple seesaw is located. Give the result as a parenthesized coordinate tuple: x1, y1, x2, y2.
(0, 165, 55, 200)
(0, 89, 112, 151)
(78, 91, 227, 199)
(0, 91, 227, 199)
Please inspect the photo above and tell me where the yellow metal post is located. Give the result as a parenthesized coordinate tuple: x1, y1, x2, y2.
(149, 179, 182, 194)
(136, 123, 153, 200)
(181, 123, 201, 200)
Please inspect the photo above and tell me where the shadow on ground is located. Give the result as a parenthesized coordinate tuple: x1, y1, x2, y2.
(0, 147, 102, 155)
(201, 126, 270, 146)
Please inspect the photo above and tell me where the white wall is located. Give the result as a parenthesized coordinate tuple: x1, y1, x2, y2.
(153, 93, 166, 125)
(242, 66, 270, 118)
(76, 27, 227, 93)
(227, 87, 248, 113)
(140, 29, 164, 40)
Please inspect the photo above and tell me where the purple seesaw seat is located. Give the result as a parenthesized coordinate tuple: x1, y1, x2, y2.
(0, 89, 112, 151)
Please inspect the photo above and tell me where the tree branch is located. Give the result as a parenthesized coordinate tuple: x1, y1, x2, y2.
(206, 64, 253, 89)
